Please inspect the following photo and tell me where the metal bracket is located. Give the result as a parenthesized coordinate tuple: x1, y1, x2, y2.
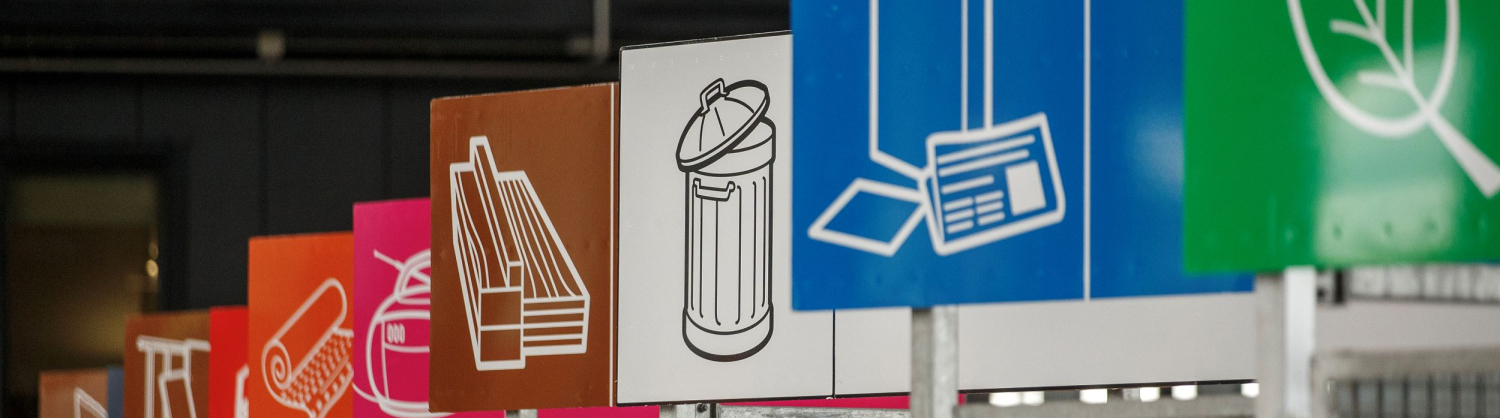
(661, 404, 713, 418)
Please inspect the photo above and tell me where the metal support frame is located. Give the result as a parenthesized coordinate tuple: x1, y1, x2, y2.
(1256, 267, 1317, 418)
(955, 396, 1254, 418)
(1310, 347, 1500, 418)
(911, 306, 960, 418)
(505, 410, 537, 418)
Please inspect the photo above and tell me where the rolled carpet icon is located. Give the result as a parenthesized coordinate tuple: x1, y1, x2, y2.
(262, 279, 354, 418)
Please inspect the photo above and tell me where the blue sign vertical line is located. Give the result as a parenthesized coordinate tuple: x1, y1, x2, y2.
(960, 0, 968, 131)
(1083, 0, 1092, 300)
(982, 0, 993, 128)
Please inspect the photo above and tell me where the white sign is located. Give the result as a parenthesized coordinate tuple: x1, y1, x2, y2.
(617, 34, 835, 403)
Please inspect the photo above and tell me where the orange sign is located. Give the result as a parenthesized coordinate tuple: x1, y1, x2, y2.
(38, 369, 111, 418)
(248, 233, 355, 418)
(429, 84, 618, 410)
(125, 311, 212, 418)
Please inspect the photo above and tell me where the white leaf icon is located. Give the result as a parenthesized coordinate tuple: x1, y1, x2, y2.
(1289, 0, 1500, 197)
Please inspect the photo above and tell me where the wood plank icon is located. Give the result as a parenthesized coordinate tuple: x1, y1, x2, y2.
(449, 135, 590, 372)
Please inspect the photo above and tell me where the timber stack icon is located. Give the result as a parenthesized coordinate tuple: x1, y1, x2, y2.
(449, 135, 591, 371)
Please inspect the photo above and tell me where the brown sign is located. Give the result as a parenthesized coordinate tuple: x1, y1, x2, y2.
(38, 369, 110, 418)
(429, 83, 618, 410)
(125, 311, 212, 418)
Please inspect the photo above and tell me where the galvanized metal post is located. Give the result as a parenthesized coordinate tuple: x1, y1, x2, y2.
(660, 404, 712, 418)
(911, 306, 959, 418)
(505, 410, 538, 418)
(1256, 267, 1316, 418)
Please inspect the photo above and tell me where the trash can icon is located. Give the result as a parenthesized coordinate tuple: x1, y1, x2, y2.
(676, 78, 776, 362)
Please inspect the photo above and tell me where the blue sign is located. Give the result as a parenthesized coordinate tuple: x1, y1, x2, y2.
(791, 0, 1251, 309)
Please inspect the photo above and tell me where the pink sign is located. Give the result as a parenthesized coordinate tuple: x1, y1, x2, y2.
(353, 199, 503, 418)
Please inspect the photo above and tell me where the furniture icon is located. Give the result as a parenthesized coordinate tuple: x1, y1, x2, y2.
(135, 336, 210, 418)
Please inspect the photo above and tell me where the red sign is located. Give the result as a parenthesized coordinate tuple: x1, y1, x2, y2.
(209, 307, 248, 418)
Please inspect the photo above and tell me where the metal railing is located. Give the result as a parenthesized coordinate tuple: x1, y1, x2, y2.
(1314, 348, 1500, 418)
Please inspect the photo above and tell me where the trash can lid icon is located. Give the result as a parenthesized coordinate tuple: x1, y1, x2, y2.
(677, 78, 774, 174)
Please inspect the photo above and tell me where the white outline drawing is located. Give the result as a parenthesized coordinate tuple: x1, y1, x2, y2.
(261, 279, 354, 418)
(233, 365, 248, 418)
(809, 0, 1067, 257)
(676, 78, 777, 362)
(136, 336, 210, 418)
(450, 135, 590, 371)
(1289, 0, 1500, 197)
(353, 248, 449, 418)
(74, 388, 107, 418)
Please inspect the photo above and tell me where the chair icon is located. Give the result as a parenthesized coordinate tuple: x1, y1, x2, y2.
(136, 336, 210, 418)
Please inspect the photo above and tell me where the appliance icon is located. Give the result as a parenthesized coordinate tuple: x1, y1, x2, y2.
(676, 78, 776, 362)
(449, 135, 590, 371)
(1287, 0, 1499, 197)
(261, 279, 354, 418)
(354, 248, 448, 418)
(807, 0, 1065, 257)
(136, 336, 211, 418)
(74, 388, 107, 418)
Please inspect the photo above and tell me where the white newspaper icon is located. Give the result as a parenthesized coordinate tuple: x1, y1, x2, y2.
(808, 0, 1065, 256)
(922, 114, 1065, 254)
(809, 114, 1064, 256)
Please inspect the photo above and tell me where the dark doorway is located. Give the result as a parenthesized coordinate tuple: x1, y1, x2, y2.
(1, 145, 182, 418)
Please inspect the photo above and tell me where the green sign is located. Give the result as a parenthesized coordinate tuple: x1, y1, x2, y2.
(1186, 0, 1500, 272)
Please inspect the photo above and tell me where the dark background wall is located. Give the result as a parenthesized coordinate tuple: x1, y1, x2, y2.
(2, 76, 530, 308)
(0, 0, 788, 310)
